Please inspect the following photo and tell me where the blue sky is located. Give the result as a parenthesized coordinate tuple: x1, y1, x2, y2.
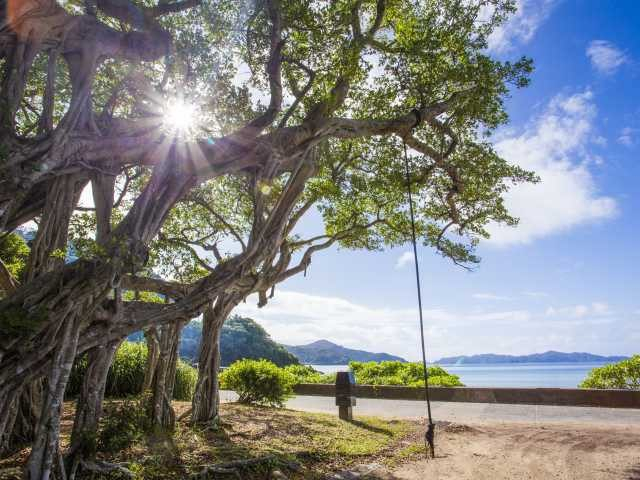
(236, 0, 640, 361)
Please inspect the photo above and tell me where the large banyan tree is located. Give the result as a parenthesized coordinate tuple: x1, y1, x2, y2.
(0, 0, 536, 477)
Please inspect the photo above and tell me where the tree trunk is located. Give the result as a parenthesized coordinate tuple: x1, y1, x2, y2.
(142, 327, 161, 393)
(191, 296, 236, 425)
(149, 319, 187, 430)
(66, 337, 122, 478)
(0, 382, 42, 457)
(0, 173, 86, 459)
(26, 313, 82, 480)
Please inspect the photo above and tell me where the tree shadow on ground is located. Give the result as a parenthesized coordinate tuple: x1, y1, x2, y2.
(1, 401, 418, 480)
(347, 419, 396, 436)
(627, 465, 640, 480)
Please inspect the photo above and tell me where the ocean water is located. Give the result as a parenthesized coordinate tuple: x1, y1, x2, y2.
(310, 362, 615, 388)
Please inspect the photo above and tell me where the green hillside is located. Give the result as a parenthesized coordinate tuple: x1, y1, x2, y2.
(130, 315, 298, 367)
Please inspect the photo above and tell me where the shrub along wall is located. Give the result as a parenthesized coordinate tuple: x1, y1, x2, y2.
(67, 341, 197, 400)
(348, 361, 464, 387)
(580, 355, 640, 390)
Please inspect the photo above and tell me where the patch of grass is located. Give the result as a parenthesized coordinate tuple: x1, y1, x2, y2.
(0, 401, 419, 479)
(99, 401, 417, 479)
(394, 442, 426, 461)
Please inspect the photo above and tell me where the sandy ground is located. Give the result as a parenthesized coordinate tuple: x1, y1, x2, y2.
(375, 421, 640, 480)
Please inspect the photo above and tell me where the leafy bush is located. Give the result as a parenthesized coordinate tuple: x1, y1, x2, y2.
(0, 232, 30, 281)
(220, 359, 295, 407)
(98, 397, 151, 452)
(67, 341, 198, 400)
(106, 341, 148, 396)
(349, 361, 464, 387)
(174, 359, 198, 400)
(580, 355, 640, 389)
(283, 364, 336, 384)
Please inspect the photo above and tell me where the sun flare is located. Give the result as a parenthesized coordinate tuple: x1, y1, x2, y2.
(162, 98, 198, 136)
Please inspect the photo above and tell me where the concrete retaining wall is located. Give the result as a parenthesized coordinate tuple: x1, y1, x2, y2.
(292, 384, 640, 408)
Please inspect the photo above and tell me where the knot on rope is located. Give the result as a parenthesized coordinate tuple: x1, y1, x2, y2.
(425, 422, 435, 459)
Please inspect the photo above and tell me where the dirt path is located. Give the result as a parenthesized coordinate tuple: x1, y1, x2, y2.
(382, 422, 640, 480)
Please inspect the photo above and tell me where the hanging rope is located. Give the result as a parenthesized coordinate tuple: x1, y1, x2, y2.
(403, 141, 435, 459)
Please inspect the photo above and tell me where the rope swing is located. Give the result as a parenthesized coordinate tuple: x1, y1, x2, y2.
(403, 141, 436, 459)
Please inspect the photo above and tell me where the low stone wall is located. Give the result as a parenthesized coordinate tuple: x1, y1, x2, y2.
(292, 384, 640, 409)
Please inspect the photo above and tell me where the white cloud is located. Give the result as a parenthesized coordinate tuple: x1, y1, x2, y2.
(472, 293, 511, 301)
(586, 40, 628, 75)
(395, 251, 414, 269)
(546, 302, 612, 319)
(523, 291, 549, 298)
(234, 290, 634, 359)
(617, 127, 637, 147)
(487, 90, 618, 245)
(234, 290, 534, 360)
(485, 0, 558, 54)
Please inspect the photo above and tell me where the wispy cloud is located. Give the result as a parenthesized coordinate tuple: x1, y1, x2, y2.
(235, 290, 531, 360)
(472, 293, 511, 301)
(484, 0, 559, 54)
(586, 40, 628, 74)
(546, 302, 612, 318)
(618, 127, 637, 147)
(523, 291, 550, 298)
(487, 90, 617, 245)
(234, 290, 634, 359)
(395, 251, 414, 269)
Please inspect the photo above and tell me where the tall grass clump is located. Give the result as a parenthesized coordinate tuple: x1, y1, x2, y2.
(67, 341, 198, 399)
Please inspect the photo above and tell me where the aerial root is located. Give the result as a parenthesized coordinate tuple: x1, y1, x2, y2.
(191, 455, 301, 479)
(79, 459, 135, 479)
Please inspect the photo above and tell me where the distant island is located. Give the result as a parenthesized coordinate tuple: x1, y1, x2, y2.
(435, 351, 628, 365)
(284, 339, 407, 364)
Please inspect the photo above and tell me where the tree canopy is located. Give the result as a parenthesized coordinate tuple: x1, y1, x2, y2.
(0, 0, 538, 476)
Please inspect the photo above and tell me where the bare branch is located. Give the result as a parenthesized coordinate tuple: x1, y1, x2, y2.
(187, 197, 247, 251)
(244, 0, 284, 132)
(122, 275, 190, 299)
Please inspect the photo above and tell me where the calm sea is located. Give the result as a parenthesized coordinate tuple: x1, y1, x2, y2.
(310, 362, 615, 388)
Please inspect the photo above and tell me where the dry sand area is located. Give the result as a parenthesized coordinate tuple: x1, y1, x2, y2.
(380, 422, 640, 480)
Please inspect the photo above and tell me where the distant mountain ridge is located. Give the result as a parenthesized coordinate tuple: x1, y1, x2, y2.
(435, 351, 628, 365)
(284, 339, 406, 364)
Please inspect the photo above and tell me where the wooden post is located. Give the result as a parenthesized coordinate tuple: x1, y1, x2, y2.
(335, 371, 356, 421)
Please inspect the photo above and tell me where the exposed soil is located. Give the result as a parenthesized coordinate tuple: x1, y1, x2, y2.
(370, 421, 640, 480)
(3, 403, 640, 480)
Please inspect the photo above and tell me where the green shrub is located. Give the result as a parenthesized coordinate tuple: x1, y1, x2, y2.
(105, 341, 147, 396)
(174, 359, 198, 400)
(0, 232, 30, 282)
(67, 341, 198, 400)
(220, 359, 295, 407)
(283, 364, 335, 384)
(349, 361, 464, 387)
(98, 397, 151, 452)
(580, 355, 640, 389)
